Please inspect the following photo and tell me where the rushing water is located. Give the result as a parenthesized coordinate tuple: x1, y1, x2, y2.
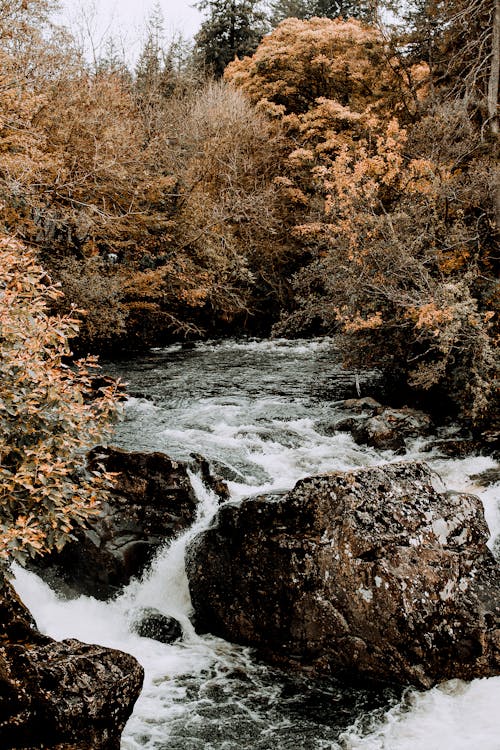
(12, 339, 500, 750)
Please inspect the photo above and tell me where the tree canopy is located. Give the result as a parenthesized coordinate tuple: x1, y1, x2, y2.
(0, 1, 497, 434)
(227, 17, 498, 424)
(194, 0, 268, 77)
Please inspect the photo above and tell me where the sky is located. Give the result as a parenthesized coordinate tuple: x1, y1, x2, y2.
(59, 0, 203, 62)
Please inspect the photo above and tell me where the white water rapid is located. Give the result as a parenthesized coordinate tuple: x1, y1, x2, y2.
(12, 339, 500, 750)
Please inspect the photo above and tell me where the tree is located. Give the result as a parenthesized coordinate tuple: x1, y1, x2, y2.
(0, 236, 120, 562)
(195, 0, 268, 77)
(96, 36, 130, 80)
(281, 109, 498, 423)
(268, 0, 387, 25)
(225, 16, 421, 116)
(135, 7, 197, 102)
(228, 18, 498, 424)
(135, 1, 166, 97)
(403, 0, 499, 235)
(403, 0, 499, 120)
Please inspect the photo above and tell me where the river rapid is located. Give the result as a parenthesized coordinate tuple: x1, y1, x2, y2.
(12, 339, 500, 750)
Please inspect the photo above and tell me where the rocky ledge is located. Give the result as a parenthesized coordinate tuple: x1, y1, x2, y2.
(0, 576, 143, 749)
(32, 446, 228, 599)
(186, 461, 500, 688)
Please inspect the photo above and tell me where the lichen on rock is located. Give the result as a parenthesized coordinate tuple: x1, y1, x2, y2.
(186, 461, 500, 688)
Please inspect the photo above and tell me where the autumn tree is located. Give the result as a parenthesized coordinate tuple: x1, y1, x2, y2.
(279, 109, 498, 423)
(194, 0, 268, 77)
(225, 16, 426, 250)
(0, 236, 120, 562)
(228, 18, 498, 424)
(132, 79, 289, 335)
(225, 16, 421, 116)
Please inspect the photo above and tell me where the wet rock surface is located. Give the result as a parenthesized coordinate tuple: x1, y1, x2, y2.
(470, 467, 500, 487)
(130, 607, 183, 643)
(0, 576, 143, 750)
(426, 432, 500, 459)
(186, 462, 500, 688)
(31, 446, 227, 600)
(334, 400, 433, 452)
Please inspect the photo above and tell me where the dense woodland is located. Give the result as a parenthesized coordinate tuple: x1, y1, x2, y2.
(0, 0, 499, 557)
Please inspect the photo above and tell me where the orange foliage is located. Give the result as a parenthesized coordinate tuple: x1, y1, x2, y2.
(229, 19, 497, 423)
(0, 236, 120, 562)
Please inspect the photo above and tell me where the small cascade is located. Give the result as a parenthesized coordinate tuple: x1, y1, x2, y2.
(119, 470, 222, 638)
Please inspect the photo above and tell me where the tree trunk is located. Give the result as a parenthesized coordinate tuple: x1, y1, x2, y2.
(487, 0, 499, 136)
(487, 0, 500, 235)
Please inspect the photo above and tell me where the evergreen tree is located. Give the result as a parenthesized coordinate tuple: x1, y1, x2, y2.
(135, 2, 166, 96)
(96, 36, 130, 81)
(268, 0, 390, 24)
(135, 5, 197, 99)
(194, 0, 268, 77)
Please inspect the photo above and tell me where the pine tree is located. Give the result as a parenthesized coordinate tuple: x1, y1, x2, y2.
(194, 0, 268, 77)
(268, 0, 393, 24)
(96, 37, 130, 80)
(135, 2, 166, 96)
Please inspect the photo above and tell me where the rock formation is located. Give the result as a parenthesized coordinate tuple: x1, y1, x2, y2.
(186, 462, 500, 688)
(334, 399, 433, 452)
(0, 576, 143, 749)
(32, 446, 227, 599)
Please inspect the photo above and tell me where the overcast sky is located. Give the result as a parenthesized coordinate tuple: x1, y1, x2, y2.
(59, 0, 203, 61)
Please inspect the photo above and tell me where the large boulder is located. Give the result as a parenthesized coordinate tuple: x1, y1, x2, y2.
(0, 576, 143, 749)
(186, 462, 500, 688)
(32, 446, 227, 599)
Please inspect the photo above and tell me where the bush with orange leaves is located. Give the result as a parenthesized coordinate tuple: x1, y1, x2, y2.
(228, 19, 498, 425)
(0, 236, 120, 563)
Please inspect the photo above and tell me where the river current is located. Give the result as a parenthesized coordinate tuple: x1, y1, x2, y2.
(12, 339, 500, 749)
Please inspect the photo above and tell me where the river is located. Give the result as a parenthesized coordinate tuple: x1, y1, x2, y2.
(12, 339, 500, 749)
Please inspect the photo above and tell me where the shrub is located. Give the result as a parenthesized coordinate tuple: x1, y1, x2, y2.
(0, 236, 120, 562)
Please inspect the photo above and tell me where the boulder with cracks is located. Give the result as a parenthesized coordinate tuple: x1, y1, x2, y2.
(0, 576, 143, 749)
(186, 462, 500, 688)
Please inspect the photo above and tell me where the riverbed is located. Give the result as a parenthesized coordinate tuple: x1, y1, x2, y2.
(13, 339, 500, 749)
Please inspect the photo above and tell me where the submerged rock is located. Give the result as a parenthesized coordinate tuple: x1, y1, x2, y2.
(31, 446, 228, 600)
(130, 607, 183, 643)
(186, 461, 500, 688)
(0, 576, 143, 749)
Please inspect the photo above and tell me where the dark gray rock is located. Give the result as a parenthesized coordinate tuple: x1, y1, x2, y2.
(0, 576, 143, 750)
(423, 431, 499, 460)
(470, 467, 500, 487)
(186, 462, 500, 688)
(335, 402, 433, 452)
(130, 607, 183, 643)
(31, 446, 228, 599)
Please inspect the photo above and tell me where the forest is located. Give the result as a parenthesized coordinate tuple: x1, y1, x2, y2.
(0, 0, 498, 557)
